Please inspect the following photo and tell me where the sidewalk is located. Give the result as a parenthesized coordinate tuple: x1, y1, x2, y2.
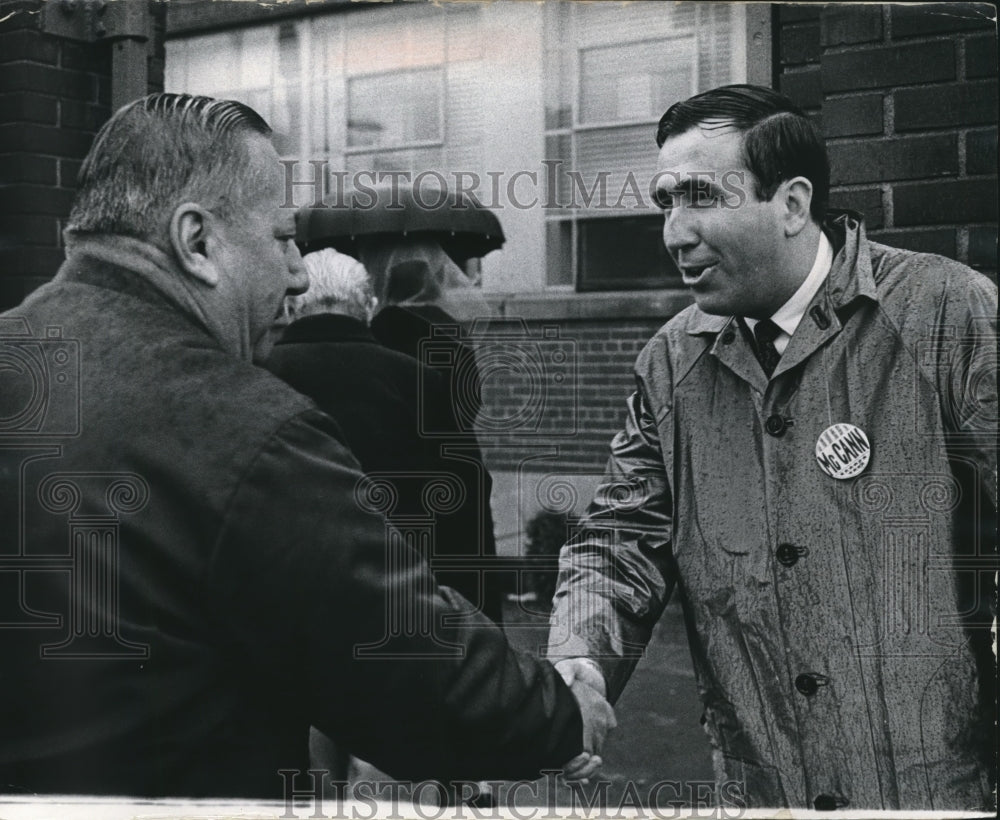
(503, 597, 714, 806)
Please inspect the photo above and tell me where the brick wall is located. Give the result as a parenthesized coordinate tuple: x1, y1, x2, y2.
(778, 2, 998, 277)
(0, 0, 166, 311)
(477, 318, 664, 473)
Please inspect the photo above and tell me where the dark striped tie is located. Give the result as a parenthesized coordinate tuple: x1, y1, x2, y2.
(753, 318, 782, 377)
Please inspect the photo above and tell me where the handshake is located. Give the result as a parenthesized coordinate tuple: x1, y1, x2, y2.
(556, 657, 617, 781)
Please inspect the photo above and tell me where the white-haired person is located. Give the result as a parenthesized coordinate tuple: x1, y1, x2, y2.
(269, 247, 503, 623)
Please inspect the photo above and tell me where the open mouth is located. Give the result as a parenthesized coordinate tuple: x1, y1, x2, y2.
(680, 263, 715, 285)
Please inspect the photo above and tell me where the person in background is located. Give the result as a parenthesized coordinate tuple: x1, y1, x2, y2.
(0, 93, 613, 797)
(268, 247, 502, 622)
(359, 234, 503, 622)
(548, 84, 996, 811)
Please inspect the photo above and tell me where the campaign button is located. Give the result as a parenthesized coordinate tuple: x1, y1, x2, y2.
(815, 423, 870, 479)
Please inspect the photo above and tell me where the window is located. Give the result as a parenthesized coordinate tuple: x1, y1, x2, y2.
(165, 22, 306, 159)
(166, 2, 754, 298)
(347, 69, 443, 149)
(543, 2, 747, 290)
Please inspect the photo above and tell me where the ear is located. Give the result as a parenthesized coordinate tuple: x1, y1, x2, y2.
(780, 176, 814, 237)
(169, 203, 220, 287)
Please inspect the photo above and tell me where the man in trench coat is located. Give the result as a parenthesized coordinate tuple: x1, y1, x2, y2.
(548, 84, 997, 811)
(0, 93, 612, 797)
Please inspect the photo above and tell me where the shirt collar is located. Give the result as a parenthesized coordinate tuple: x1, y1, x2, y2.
(746, 230, 834, 338)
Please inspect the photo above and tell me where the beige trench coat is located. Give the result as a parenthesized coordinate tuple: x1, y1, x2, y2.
(549, 213, 997, 810)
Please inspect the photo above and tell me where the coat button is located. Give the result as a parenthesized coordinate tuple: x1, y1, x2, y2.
(813, 794, 847, 811)
(721, 329, 736, 344)
(765, 414, 790, 436)
(776, 543, 804, 567)
(795, 672, 828, 696)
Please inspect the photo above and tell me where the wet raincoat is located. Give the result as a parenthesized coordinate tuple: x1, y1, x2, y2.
(548, 212, 997, 810)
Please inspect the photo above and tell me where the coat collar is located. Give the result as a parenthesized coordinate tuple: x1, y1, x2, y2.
(684, 211, 879, 388)
(276, 313, 375, 346)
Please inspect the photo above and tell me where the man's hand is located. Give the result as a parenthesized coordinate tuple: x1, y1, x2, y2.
(556, 658, 616, 781)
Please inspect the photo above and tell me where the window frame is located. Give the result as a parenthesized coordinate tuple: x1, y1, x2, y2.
(344, 65, 447, 155)
(542, 2, 771, 295)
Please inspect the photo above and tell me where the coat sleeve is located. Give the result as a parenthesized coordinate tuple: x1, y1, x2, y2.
(546, 363, 677, 704)
(935, 271, 998, 511)
(204, 409, 582, 782)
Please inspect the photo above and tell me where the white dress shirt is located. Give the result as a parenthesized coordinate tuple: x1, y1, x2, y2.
(745, 231, 834, 354)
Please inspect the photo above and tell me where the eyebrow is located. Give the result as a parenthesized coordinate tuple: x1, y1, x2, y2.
(654, 175, 723, 206)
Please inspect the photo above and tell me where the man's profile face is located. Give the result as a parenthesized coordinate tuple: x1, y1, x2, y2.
(212, 134, 308, 357)
(655, 125, 787, 318)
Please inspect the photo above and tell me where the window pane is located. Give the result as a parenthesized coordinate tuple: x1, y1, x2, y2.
(579, 38, 695, 125)
(577, 215, 681, 292)
(546, 220, 574, 286)
(348, 70, 442, 148)
(346, 148, 445, 180)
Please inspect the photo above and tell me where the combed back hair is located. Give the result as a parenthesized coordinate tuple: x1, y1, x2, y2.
(656, 84, 829, 221)
(65, 93, 272, 242)
(288, 249, 376, 322)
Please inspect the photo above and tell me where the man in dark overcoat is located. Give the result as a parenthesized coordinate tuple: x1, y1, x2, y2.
(0, 93, 611, 797)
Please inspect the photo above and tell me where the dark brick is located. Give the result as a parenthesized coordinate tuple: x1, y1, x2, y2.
(0, 63, 97, 101)
(4, 214, 60, 246)
(966, 35, 998, 79)
(60, 99, 110, 131)
(891, 3, 995, 38)
(869, 228, 956, 258)
(781, 23, 821, 66)
(0, 184, 75, 217)
(821, 41, 955, 91)
(779, 5, 822, 23)
(0, 30, 59, 64)
(968, 226, 998, 269)
(780, 67, 822, 109)
(96, 75, 110, 107)
(822, 94, 883, 137)
(829, 135, 958, 185)
(147, 55, 165, 91)
(966, 129, 997, 175)
(0, 123, 95, 157)
(60, 158, 83, 188)
(0, 92, 57, 125)
(0, 1, 44, 33)
(0, 153, 56, 185)
(893, 179, 998, 225)
(828, 187, 884, 228)
(895, 82, 998, 131)
(59, 40, 113, 74)
(0, 246, 66, 281)
(821, 5, 884, 47)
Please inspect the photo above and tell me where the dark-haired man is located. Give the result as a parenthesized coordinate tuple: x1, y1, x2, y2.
(0, 93, 612, 797)
(548, 85, 996, 810)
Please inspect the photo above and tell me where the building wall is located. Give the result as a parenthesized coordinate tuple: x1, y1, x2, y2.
(478, 317, 665, 474)
(777, 2, 997, 276)
(0, 0, 166, 311)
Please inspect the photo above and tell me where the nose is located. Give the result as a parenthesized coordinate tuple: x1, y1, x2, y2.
(286, 242, 309, 296)
(662, 205, 699, 257)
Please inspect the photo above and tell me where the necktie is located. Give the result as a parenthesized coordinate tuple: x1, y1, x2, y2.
(753, 318, 782, 377)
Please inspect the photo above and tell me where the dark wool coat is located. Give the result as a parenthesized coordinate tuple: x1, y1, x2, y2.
(267, 313, 502, 622)
(0, 249, 581, 798)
